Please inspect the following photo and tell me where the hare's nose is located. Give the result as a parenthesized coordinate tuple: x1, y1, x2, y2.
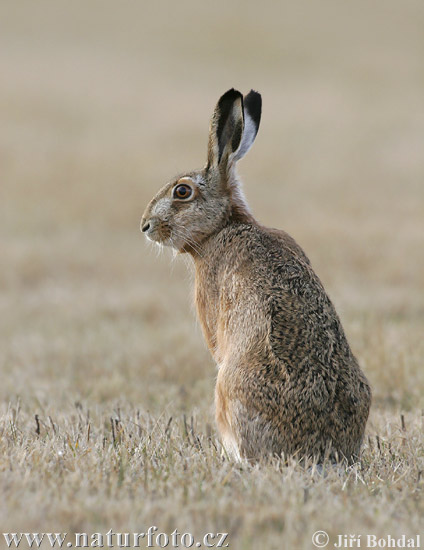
(141, 221, 151, 233)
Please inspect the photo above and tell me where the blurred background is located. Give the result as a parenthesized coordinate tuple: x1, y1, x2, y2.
(1, 0, 424, 542)
(1, 0, 423, 415)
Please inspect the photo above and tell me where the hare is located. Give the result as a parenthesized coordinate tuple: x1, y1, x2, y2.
(141, 89, 371, 463)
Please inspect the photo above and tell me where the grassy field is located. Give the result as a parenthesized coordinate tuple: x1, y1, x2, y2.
(1, 1, 423, 548)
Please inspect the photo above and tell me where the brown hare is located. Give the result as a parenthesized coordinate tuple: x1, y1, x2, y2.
(141, 89, 371, 463)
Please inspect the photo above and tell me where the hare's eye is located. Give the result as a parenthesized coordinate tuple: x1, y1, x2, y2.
(173, 184, 193, 200)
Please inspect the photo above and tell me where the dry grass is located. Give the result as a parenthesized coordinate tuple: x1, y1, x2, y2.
(1, 406, 423, 549)
(1, 1, 423, 548)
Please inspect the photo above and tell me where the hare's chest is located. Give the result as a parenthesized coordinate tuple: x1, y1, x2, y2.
(194, 275, 220, 358)
(194, 266, 245, 364)
(194, 262, 234, 360)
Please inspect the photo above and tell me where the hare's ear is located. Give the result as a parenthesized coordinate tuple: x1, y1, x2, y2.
(233, 90, 262, 161)
(207, 89, 244, 170)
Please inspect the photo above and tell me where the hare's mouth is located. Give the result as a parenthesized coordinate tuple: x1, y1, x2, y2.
(141, 218, 172, 244)
(141, 218, 199, 253)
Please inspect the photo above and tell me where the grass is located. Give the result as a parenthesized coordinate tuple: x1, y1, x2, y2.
(1, 406, 423, 548)
(0, 0, 423, 548)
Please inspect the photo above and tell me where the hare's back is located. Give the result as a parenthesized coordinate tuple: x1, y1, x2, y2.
(218, 224, 355, 372)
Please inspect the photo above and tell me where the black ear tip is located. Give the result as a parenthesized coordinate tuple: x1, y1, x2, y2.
(244, 90, 262, 127)
(247, 89, 261, 97)
(218, 88, 243, 106)
(245, 90, 262, 108)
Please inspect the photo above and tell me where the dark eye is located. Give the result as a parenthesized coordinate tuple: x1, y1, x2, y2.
(173, 184, 193, 200)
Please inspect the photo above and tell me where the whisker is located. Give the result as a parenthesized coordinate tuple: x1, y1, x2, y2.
(171, 227, 205, 258)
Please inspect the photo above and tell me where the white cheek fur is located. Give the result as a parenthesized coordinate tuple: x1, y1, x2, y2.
(152, 198, 172, 218)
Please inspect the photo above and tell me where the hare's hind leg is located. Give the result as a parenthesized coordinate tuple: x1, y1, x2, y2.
(215, 364, 278, 462)
(215, 371, 242, 461)
(215, 362, 285, 462)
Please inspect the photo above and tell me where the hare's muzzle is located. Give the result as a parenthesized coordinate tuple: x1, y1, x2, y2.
(140, 213, 155, 234)
(140, 216, 169, 244)
(141, 220, 150, 233)
(140, 216, 154, 238)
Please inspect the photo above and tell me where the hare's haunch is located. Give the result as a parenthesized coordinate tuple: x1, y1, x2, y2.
(141, 89, 371, 463)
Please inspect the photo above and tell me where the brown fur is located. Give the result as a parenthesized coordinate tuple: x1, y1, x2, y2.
(141, 89, 371, 463)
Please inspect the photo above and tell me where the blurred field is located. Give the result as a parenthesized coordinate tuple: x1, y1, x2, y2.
(0, 1, 423, 548)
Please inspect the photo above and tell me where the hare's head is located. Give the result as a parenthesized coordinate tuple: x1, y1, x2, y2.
(141, 89, 261, 254)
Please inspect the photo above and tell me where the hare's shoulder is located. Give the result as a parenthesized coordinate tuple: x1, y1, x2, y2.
(214, 223, 327, 306)
(223, 223, 347, 340)
(216, 223, 312, 279)
(212, 224, 354, 369)
(259, 225, 311, 267)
